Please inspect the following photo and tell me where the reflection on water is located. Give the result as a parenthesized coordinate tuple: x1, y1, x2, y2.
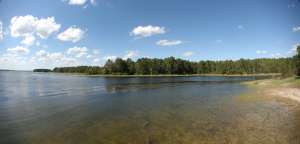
(0, 71, 299, 144)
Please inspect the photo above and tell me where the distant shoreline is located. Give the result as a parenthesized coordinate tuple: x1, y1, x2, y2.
(35, 72, 282, 77)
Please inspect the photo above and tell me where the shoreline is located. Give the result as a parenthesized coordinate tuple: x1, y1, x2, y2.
(35, 72, 282, 77)
(243, 77, 300, 103)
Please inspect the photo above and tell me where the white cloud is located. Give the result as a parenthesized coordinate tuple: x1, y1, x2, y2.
(183, 51, 194, 57)
(21, 35, 35, 46)
(64, 0, 97, 6)
(86, 55, 92, 59)
(36, 50, 48, 57)
(61, 57, 78, 65)
(67, 0, 88, 5)
(0, 53, 29, 70)
(57, 26, 85, 43)
(130, 25, 165, 37)
(156, 40, 182, 46)
(256, 50, 268, 54)
(48, 53, 64, 61)
(292, 43, 300, 51)
(35, 17, 61, 39)
(288, 43, 300, 54)
(92, 49, 100, 54)
(293, 26, 300, 32)
(270, 53, 282, 58)
(0, 21, 3, 40)
(90, 0, 97, 5)
(10, 15, 60, 39)
(35, 50, 78, 66)
(123, 50, 139, 59)
(7, 46, 30, 55)
(67, 46, 88, 58)
(103, 55, 117, 61)
(10, 15, 36, 37)
(93, 58, 100, 63)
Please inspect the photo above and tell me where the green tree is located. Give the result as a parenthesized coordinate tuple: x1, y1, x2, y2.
(114, 58, 128, 74)
(104, 59, 114, 74)
(295, 45, 300, 76)
(126, 58, 136, 75)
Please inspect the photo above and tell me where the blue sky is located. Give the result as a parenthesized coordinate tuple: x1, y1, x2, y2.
(0, 0, 300, 70)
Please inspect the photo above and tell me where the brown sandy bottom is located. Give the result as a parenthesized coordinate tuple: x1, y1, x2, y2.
(23, 90, 300, 144)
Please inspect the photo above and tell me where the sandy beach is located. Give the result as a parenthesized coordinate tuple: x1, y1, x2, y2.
(245, 78, 300, 103)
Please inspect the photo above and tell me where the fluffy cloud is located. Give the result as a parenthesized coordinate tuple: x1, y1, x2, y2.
(21, 35, 35, 46)
(293, 26, 300, 32)
(183, 51, 194, 57)
(36, 50, 63, 62)
(123, 50, 139, 59)
(93, 58, 100, 63)
(10, 15, 61, 39)
(35, 50, 78, 66)
(36, 50, 47, 57)
(92, 49, 100, 54)
(288, 43, 300, 54)
(10, 15, 36, 37)
(256, 50, 268, 54)
(103, 55, 117, 61)
(90, 0, 97, 5)
(57, 26, 85, 43)
(292, 43, 300, 51)
(156, 40, 182, 46)
(0, 21, 3, 40)
(35, 17, 61, 39)
(68, 0, 88, 5)
(131, 25, 165, 37)
(86, 55, 92, 58)
(67, 46, 88, 58)
(0, 53, 29, 70)
(7, 46, 30, 55)
(64, 0, 96, 6)
(270, 53, 282, 58)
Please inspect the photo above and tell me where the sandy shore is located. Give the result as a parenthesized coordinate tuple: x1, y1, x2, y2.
(269, 88, 300, 103)
(245, 78, 300, 103)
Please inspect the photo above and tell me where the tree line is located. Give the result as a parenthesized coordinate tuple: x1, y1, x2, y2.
(49, 57, 295, 76)
(37, 45, 300, 76)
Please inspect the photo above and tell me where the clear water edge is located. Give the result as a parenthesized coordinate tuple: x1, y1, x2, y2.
(0, 71, 299, 144)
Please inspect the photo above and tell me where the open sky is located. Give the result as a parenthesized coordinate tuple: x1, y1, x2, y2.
(0, 0, 300, 70)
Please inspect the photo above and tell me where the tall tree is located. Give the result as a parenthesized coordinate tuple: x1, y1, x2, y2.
(295, 45, 300, 76)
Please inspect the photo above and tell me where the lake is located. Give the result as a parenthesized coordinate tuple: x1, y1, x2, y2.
(0, 71, 298, 144)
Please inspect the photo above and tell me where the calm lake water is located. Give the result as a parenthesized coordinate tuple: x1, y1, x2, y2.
(0, 71, 299, 144)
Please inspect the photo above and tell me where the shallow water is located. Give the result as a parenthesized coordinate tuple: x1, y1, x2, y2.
(0, 71, 299, 144)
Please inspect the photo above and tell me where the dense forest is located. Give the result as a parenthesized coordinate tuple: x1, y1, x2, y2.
(33, 69, 52, 72)
(49, 57, 295, 76)
(41, 46, 300, 76)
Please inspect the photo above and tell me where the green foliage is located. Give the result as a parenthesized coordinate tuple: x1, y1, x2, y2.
(52, 57, 297, 76)
(53, 66, 104, 75)
(33, 69, 52, 72)
(295, 45, 300, 76)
